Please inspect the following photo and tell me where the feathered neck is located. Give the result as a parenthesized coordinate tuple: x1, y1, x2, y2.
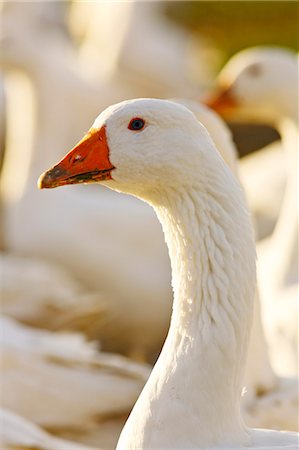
(117, 153, 256, 448)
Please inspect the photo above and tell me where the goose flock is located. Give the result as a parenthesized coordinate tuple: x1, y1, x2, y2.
(0, 2, 298, 449)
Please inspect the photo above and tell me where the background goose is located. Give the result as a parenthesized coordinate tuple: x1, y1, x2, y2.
(0, 0, 170, 360)
(68, 1, 208, 98)
(39, 98, 298, 449)
(0, 408, 97, 450)
(207, 47, 298, 376)
(238, 141, 286, 240)
(1, 316, 149, 448)
(0, 56, 173, 361)
(0, 252, 107, 335)
(0, 74, 6, 175)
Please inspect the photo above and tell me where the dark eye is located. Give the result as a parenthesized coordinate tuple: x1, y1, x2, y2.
(247, 63, 262, 77)
(128, 117, 145, 131)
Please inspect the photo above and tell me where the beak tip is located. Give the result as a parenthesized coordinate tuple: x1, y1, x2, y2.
(37, 171, 52, 189)
(37, 173, 45, 190)
(37, 163, 68, 189)
(204, 88, 237, 115)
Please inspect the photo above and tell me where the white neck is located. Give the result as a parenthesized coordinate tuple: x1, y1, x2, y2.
(270, 117, 298, 288)
(118, 159, 256, 448)
(277, 84, 298, 124)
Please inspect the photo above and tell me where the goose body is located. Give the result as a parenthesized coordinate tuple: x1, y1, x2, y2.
(0, 252, 107, 335)
(1, 315, 149, 444)
(207, 47, 298, 376)
(0, 0, 169, 359)
(39, 98, 298, 449)
(0, 408, 97, 450)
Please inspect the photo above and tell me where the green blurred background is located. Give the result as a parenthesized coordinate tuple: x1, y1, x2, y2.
(165, 1, 298, 64)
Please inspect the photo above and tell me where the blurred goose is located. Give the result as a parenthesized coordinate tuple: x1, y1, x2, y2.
(39, 98, 298, 449)
(0, 252, 108, 336)
(238, 140, 286, 240)
(0, 408, 97, 450)
(0, 74, 6, 173)
(0, 0, 169, 360)
(1, 315, 149, 447)
(69, 1, 206, 98)
(207, 47, 298, 376)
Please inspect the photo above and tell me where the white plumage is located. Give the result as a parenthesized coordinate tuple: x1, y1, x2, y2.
(0, 408, 97, 450)
(0, 252, 107, 335)
(39, 98, 298, 449)
(1, 315, 149, 446)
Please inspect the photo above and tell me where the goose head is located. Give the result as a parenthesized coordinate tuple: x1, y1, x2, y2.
(38, 98, 213, 200)
(207, 47, 298, 124)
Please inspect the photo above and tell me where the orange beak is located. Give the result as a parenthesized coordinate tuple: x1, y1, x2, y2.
(38, 126, 114, 189)
(205, 87, 238, 117)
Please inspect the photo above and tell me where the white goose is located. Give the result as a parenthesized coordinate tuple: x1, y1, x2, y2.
(2, 87, 284, 430)
(39, 98, 298, 449)
(207, 47, 298, 376)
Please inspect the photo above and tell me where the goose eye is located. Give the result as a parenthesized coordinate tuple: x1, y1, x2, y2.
(247, 63, 262, 77)
(128, 118, 145, 131)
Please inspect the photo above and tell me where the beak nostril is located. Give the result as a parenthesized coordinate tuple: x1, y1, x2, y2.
(72, 154, 87, 164)
(53, 167, 63, 176)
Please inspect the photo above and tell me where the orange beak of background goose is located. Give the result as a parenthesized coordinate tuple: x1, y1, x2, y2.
(38, 126, 114, 189)
(205, 87, 238, 116)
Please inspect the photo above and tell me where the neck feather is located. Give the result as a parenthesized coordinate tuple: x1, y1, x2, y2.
(119, 160, 256, 448)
